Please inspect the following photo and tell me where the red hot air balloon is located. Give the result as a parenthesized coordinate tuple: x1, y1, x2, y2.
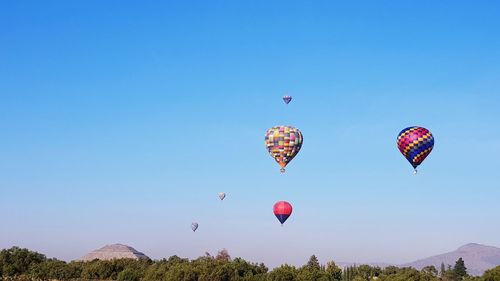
(273, 201, 292, 225)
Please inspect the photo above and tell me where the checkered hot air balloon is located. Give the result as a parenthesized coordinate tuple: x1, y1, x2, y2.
(283, 95, 292, 104)
(265, 126, 303, 173)
(273, 201, 292, 225)
(397, 126, 434, 174)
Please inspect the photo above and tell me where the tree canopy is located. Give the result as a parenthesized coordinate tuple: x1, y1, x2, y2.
(0, 247, 499, 281)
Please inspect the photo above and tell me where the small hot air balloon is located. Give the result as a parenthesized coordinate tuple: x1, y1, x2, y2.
(283, 95, 292, 105)
(273, 201, 292, 225)
(265, 126, 303, 173)
(218, 192, 226, 201)
(191, 222, 199, 232)
(397, 126, 434, 174)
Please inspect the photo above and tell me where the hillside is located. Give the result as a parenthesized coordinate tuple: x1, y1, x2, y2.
(402, 243, 500, 276)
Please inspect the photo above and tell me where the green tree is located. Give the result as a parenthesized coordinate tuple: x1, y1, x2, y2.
(326, 261, 343, 281)
(297, 265, 332, 281)
(482, 266, 500, 281)
(356, 264, 380, 280)
(117, 267, 142, 281)
(381, 267, 436, 281)
(422, 265, 438, 277)
(164, 262, 198, 281)
(454, 258, 467, 279)
(29, 259, 69, 280)
(268, 264, 298, 281)
(440, 263, 446, 278)
(166, 255, 190, 266)
(307, 255, 321, 272)
(0, 247, 46, 277)
(295, 255, 329, 281)
(142, 262, 170, 281)
(10, 245, 500, 281)
(382, 266, 401, 275)
(444, 265, 459, 281)
(343, 266, 356, 281)
(208, 263, 233, 281)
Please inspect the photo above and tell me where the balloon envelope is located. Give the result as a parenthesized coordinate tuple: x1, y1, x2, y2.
(397, 126, 434, 171)
(191, 222, 199, 232)
(265, 126, 303, 173)
(218, 192, 226, 200)
(283, 95, 292, 104)
(273, 201, 293, 225)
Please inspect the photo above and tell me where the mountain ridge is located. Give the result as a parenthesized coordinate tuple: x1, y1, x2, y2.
(337, 243, 500, 276)
(401, 243, 500, 276)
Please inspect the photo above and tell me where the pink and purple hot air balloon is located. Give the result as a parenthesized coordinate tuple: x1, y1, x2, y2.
(397, 126, 434, 174)
(273, 201, 292, 225)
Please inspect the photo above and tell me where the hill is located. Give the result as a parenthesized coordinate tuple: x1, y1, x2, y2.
(402, 243, 500, 276)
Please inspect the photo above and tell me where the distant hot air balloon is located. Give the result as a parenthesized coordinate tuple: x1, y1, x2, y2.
(273, 201, 292, 225)
(283, 95, 292, 105)
(191, 222, 199, 232)
(218, 192, 226, 201)
(265, 126, 303, 173)
(397, 126, 434, 174)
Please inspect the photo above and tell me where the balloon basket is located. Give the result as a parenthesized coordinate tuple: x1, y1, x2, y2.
(280, 168, 286, 173)
(413, 169, 418, 175)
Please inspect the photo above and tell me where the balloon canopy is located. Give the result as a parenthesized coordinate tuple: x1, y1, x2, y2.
(283, 95, 292, 104)
(273, 201, 293, 225)
(191, 222, 199, 232)
(397, 126, 434, 173)
(265, 126, 303, 173)
(218, 192, 226, 200)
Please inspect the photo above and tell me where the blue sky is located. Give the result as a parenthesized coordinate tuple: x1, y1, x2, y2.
(1, 1, 500, 267)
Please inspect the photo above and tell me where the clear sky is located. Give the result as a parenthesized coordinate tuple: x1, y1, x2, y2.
(1, 1, 500, 267)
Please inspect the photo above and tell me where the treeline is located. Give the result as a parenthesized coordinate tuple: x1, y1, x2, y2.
(1, 247, 500, 281)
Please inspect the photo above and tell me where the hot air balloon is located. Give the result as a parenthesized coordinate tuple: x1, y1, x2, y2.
(283, 95, 292, 105)
(397, 126, 434, 174)
(218, 192, 226, 201)
(273, 201, 292, 225)
(191, 222, 199, 232)
(265, 126, 303, 173)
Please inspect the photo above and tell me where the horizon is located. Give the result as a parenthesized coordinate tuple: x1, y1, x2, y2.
(1, 1, 500, 269)
(2, 241, 498, 267)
